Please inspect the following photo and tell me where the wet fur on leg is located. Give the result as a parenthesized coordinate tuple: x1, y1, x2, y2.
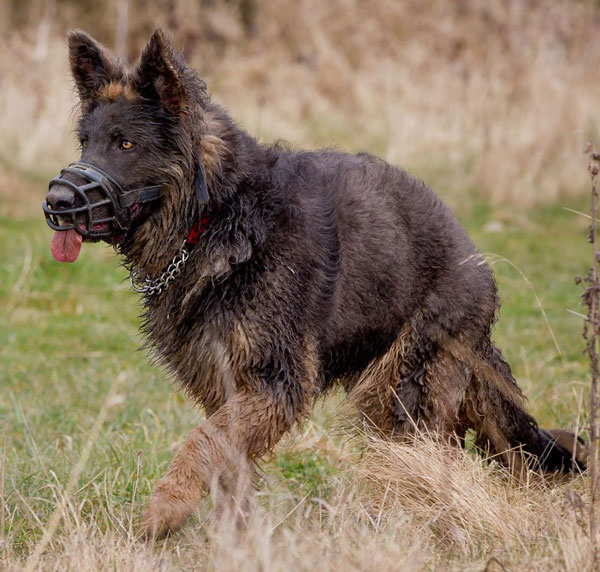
(350, 315, 586, 474)
(139, 389, 311, 539)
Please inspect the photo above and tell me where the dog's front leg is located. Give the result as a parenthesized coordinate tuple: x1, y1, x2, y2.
(139, 388, 304, 539)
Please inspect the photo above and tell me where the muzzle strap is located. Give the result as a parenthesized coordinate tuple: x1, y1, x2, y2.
(120, 185, 164, 208)
(45, 154, 209, 243)
(193, 151, 210, 210)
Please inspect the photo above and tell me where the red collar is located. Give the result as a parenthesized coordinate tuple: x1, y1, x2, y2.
(185, 209, 212, 245)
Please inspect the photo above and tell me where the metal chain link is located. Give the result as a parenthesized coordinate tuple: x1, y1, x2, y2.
(129, 242, 190, 297)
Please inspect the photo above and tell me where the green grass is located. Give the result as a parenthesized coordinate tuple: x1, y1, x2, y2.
(0, 185, 593, 565)
(459, 199, 591, 427)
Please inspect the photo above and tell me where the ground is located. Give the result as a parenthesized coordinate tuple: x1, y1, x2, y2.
(0, 164, 594, 570)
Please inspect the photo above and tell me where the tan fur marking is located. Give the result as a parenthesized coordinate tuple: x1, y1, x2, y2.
(199, 111, 233, 185)
(97, 81, 138, 102)
(441, 335, 526, 409)
(547, 428, 589, 467)
(349, 324, 474, 440)
(140, 390, 305, 540)
(421, 350, 470, 435)
(123, 84, 137, 100)
(139, 334, 319, 539)
(128, 169, 190, 274)
(348, 325, 410, 435)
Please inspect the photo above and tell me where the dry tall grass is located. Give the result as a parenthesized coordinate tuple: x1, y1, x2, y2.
(2, 427, 592, 572)
(2, 0, 600, 205)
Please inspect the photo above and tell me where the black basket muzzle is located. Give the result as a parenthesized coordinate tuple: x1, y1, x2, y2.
(43, 162, 163, 239)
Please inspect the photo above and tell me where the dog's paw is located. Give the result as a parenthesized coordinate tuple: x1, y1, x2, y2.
(138, 495, 195, 541)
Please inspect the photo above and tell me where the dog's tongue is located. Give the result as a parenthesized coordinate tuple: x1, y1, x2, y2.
(50, 229, 82, 263)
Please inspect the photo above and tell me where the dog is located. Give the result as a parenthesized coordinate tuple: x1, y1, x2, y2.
(43, 29, 586, 539)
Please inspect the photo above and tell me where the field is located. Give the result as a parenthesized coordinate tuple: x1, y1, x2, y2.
(1, 0, 600, 570)
(0, 165, 594, 570)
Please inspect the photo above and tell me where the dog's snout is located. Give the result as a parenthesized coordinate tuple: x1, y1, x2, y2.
(46, 185, 76, 211)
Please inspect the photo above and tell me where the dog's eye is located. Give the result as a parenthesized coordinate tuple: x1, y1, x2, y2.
(80, 137, 87, 149)
(120, 140, 135, 151)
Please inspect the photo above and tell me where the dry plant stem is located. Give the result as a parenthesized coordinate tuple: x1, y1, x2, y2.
(584, 144, 600, 571)
(1, 422, 6, 551)
(480, 253, 566, 365)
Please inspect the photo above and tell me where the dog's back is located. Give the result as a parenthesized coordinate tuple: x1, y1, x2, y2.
(267, 149, 496, 384)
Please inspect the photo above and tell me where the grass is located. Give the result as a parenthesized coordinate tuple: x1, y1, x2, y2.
(0, 168, 595, 570)
(2, 1, 599, 567)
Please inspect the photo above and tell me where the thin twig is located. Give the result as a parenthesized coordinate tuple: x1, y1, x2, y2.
(582, 142, 600, 571)
(1, 422, 7, 550)
(562, 206, 600, 223)
(465, 252, 566, 366)
(484, 556, 510, 572)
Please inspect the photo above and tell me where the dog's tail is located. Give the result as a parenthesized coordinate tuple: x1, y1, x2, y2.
(446, 337, 587, 473)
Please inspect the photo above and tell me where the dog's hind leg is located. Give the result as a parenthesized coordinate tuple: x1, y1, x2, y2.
(348, 320, 471, 442)
(139, 387, 310, 540)
(442, 336, 588, 474)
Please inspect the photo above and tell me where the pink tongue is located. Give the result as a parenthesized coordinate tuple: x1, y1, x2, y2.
(50, 229, 82, 263)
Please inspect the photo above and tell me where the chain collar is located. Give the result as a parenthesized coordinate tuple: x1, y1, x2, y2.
(130, 241, 190, 297)
(128, 154, 211, 298)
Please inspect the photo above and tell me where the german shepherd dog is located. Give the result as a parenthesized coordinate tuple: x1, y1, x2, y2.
(44, 29, 586, 538)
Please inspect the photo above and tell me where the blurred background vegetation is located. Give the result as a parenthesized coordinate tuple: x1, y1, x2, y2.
(2, 0, 600, 208)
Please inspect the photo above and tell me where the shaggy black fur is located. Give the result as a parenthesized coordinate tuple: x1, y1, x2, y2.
(45, 28, 585, 537)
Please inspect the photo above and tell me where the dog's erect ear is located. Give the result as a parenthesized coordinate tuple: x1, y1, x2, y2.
(133, 29, 187, 114)
(68, 30, 122, 102)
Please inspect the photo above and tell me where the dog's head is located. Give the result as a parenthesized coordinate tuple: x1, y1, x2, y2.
(44, 29, 207, 263)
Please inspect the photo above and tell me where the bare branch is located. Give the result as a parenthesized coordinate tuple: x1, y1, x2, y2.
(582, 142, 600, 570)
